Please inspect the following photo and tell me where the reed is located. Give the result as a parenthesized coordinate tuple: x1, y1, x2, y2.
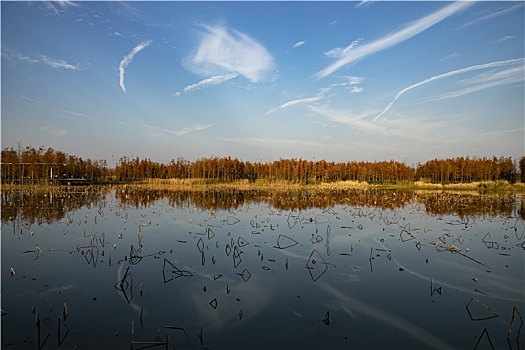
(3, 178, 525, 193)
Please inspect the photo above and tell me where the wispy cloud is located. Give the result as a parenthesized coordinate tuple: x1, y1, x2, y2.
(480, 128, 525, 137)
(307, 104, 371, 127)
(119, 40, 153, 93)
(39, 54, 80, 70)
(288, 40, 305, 51)
(494, 35, 514, 44)
(426, 65, 524, 103)
(266, 75, 364, 115)
(218, 136, 328, 149)
(182, 73, 238, 93)
(265, 95, 322, 115)
(119, 121, 213, 137)
(21, 95, 97, 119)
(315, 1, 472, 79)
(109, 2, 147, 22)
(174, 124, 214, 136)
(39, 1, 80, 16)
(323, 38, 362, 59)
(308, 104, 453, 146)
(21, 96, 44, 104)
(345, 76, 363, 85)
(440, 52, 460, 61)
(355, 0, 374, 9)
(2, 47, 83, 70)
(55, 1, 80, 8)
(42, 126, 68, 137)
(459, 3, 524, 28)
(184, 23, 274, 83)
(373, 58, 524, 122)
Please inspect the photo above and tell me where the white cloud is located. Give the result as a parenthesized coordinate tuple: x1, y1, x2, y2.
(21, 95, 97, 119)
(266, 95, 322, 115)
(373, 58, 524, 122)
(480, 128, 525, 137)
(2, 47, 82, 70)
(424, 65, 524, 102)
(174, 124, 214, 136)
(345, 76, 363, 85)
(288, 40, 305, 51)
(355, 0, 374, 9)
(266, 76, 364, 115)
(218, 136, 328, 149)
(184, 23, 274, 83)
(316, 1, 473, 79)
(119, 40, 153, 93)
(183, 73, 238, 93)
(44, 2, 61, 15)
(440, 52, 460, 61)
(494, 35, 514, 44)
(323, 38, 362, 58)
(459, 3, 524, 28)
(39, 54, 80, 70)
(55, 129, 68, 137)
(120, 121, 213, 137)
(55, 1, 80, 8)
(308, 104, 452, 146)
(21, 96, 44, 104)
(42, 126, 68, 137)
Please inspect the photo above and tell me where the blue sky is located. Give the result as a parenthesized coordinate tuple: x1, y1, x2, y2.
(2, 1, 524, 166)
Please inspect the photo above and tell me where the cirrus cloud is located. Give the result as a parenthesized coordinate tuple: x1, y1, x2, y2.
(373, 58, 524, 122)
(184, 23, 274, 83)
(182, 73, 239, 93)
(315, 1, 473, 79)
(119, 40, 153, 93)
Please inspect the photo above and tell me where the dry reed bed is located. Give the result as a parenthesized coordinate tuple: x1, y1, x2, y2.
(3, 179, 525, 193)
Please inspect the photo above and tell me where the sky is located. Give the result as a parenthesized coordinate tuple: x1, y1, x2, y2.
(1, 1, 524, 166)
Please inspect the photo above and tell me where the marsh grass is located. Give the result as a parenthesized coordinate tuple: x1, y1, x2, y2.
(412, 180, 525, 192)
(2, 179, 524, 194)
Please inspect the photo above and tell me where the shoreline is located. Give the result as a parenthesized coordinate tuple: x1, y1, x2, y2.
(2, 179, 525, 194)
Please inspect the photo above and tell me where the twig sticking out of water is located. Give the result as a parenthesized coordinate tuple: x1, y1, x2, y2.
(430, 278, 441, 296)
(457, 252, 490, 269)
(131, 332, 172, 350)
(506, 306, 523, 349)
(466, 297, 498, 321)
(35, 312, 49, 350)
(57, 316, 69, 346)
(63, 303, 68, 321)
(473, 328, 494, 350)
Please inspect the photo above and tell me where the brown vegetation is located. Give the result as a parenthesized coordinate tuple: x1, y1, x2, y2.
(1, 144, 523, 185)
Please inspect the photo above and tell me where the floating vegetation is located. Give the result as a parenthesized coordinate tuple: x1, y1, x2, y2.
(1, 187, 523, 349)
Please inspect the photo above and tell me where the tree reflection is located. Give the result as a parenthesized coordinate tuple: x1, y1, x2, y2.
(1, 186, 521, 225)
(1, 186, 109, 226)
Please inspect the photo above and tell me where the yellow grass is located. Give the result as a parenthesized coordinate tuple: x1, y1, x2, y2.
(2, 179, 524, 193)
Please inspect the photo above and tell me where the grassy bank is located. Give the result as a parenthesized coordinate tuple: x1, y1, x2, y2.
(3, 179, 525, 194)
(109, 178, 525, 193)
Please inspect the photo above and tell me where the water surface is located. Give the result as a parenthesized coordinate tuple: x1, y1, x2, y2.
(2, 187, 524, 349)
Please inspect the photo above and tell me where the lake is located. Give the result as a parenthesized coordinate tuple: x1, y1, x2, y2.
(1, 187, 524, 349)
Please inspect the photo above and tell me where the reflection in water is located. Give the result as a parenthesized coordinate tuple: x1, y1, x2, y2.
(318, 281, 452, 349)
(1, 187, 108, 227)
(1, 186, 523, 349)
(1, 186, 521, 225)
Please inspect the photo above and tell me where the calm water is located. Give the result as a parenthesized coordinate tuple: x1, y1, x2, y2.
(1, 187, 524, 349)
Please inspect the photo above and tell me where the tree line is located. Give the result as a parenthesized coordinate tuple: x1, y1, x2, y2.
(1, 145, 524, 184)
